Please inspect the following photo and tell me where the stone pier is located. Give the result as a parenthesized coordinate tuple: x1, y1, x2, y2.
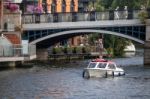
(144, 41, 150, 66)
(0, 61, 23, 67)
(145, 19, 150, 67)
(36, 48, 48, 61)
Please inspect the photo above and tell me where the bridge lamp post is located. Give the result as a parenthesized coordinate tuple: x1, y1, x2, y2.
(98, 37, 103, 59)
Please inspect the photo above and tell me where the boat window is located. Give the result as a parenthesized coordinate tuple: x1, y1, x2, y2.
(108, 64, 116, 69)
(97, 63, 106, 68)
(88, 62, 97, 68)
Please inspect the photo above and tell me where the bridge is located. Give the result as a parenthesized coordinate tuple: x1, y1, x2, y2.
(22, 10, 150, 66)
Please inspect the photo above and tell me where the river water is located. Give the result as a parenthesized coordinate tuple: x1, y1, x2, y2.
(0, 56, 150, 99)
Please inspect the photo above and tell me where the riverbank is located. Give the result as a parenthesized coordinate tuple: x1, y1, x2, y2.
(0, 55, 144, 68)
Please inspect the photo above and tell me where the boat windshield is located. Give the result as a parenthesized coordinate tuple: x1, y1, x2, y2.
(88, 62, 97, 68)
(97, 63, 107, 68)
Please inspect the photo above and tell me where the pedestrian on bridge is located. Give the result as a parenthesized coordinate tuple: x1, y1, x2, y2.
(114, 6, 119, 20)
(124, 6, 128, 19)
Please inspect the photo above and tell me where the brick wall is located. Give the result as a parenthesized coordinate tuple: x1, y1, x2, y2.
(0, 1, 2, 30)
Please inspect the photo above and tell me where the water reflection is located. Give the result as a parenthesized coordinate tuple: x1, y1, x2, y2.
(0, 57, 150, 99)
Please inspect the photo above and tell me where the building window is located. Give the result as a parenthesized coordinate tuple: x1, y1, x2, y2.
(62, 0, 66, 12)
(70, 0, 74, 12)
(51, 0, 56, 13)
(42, 0, 47, 13)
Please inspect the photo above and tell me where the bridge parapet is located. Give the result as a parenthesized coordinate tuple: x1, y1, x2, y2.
(22, 10, 143, 24)
(23, 19, 143, 31)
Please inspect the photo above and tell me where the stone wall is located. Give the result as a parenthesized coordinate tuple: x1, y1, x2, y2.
(36, 48, 48, 61)
(144, 41, 150, 66)
(3, 12, 22, 31)
(144, 20, 150, 66)
(146, 19, 150, 41)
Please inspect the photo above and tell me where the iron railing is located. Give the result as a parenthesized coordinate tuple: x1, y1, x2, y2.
(22, 9, 148, 24)
(0, 44, 36, 57)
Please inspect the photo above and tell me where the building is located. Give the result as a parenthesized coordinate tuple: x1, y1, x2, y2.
(39, 0, 78, 13)
(22, 0, 78, 13)
(0, 0, 36, 64)
(0, 0, 22, 57)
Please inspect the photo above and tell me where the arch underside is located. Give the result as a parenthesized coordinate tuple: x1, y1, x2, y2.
(30, 29, 145, 45)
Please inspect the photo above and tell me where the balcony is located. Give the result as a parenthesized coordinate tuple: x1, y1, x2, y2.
(0, 44, 36, 62)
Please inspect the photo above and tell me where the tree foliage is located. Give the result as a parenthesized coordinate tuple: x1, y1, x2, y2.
(111, 0, 150, 9)
(103, 35, 131, 57)
(91, 0, 150, 10)
(88, 34, 100, 45)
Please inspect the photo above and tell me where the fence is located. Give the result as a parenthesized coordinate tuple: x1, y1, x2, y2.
(22, 10, 144, 24)
(0, 44, 36, 57)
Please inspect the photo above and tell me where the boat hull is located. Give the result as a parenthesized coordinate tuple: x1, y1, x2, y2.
(83, 68, 125, 78)
(84, 69, 107, 78)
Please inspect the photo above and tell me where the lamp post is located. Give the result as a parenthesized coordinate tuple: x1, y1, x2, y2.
(98, 34, 103, 59)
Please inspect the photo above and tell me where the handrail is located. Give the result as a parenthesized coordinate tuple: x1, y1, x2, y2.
(0, 44, 36, 57)
(22, 9, 149, 24)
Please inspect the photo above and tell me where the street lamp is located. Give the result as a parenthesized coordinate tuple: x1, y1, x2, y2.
(98, 37, 103, 59)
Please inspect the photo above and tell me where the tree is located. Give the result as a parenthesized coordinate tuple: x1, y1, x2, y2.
(88, 33, 100, 45)
(111, 0, 150, 9)
(104, 35, 131, 57)
(88, 0, 105, 11)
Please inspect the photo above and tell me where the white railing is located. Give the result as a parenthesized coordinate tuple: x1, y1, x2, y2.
(22, 10, 143, 24)
(0, 44, 36, 57)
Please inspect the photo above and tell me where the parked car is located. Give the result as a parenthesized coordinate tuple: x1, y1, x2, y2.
(82, 59, 125, 78)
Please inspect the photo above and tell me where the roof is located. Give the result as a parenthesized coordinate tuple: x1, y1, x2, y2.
(4, 34, 21, 44)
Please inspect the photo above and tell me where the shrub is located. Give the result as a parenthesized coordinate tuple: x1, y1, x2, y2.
(63, 47, 68, 54)
(15, 25, 22, 32)
(82, 47, 86, 53)
(138, 10, 148, 23)
(106, 47, 114, 57)
(52, 47, 62, 54)
(72, 47, 77, 54)
(76, 47, 82, 53)
(52, 48, 56, 54)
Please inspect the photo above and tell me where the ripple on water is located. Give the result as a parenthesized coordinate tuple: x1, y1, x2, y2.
(0, 57, 150, 99)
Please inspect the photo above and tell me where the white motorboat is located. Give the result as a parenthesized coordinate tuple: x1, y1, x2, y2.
(83, 59, 125, 78)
